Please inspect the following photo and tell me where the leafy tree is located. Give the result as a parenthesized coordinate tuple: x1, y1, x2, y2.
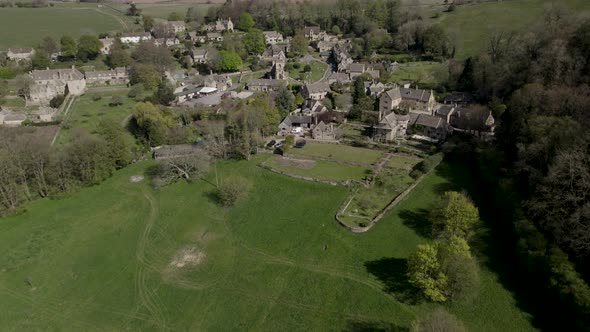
(132, 42, 176, 71)
(152, 149, 210, 187)
(290, 32, 308, 56)
(109, 95, 123, 107)
(31, 50, 51, 69)
(303, 64, 312, 73)
(60, 35, 77, 58)
(331, 25, 341, 35)
(77, 35, 102, 61)
(423, 25, 453, 57)
(214, 176, 252, 207)
(129, 64, 161, 90)
(96, 119, 132, 168)
(411, 308, 466, 332)
(130, 102, 172, 146)
(237, 12, 254, 32)
(152, 22, 175, 38)
(275, 85, 295, 118)
(243, 29, 265, 55)
(408, 243, 448, 302)
(107, 39, 132, 68)
(153, 81, 175, 106)
(142, 15, 155, 32)
(430, 191, 480, 240)
(126, 3, 141, 16)
(216, 50, 242, 72)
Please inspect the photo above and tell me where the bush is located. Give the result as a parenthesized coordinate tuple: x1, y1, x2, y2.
(303, 64, 312, 72)
(410, 169, 424, 179)
(293, 62, 301, 69)
(128, 84, 144, 100)
(215, 177, 252, 207)
(0, 67, 16, 79)
(91, 94, 102, 101)
(109, 95, 123, 107)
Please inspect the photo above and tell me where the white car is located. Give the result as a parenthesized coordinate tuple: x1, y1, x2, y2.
(291, 127, 303, 134)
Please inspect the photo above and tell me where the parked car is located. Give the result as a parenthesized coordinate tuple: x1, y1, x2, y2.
(266, 139, 276, 148)
(291, 127, 303, 134)
(294, 139, 306, 148)
(274, 141, 283, 148)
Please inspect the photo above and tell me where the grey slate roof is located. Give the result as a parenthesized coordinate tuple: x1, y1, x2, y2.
(304, 82, 330, 94)
(30, 68, 85, 81)
(399, 88, 432, 103)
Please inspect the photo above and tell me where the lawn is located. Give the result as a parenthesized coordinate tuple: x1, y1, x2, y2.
(434, 0, 590, 59)
(265, 155, 369, 182)
(111, 3, 214, 20)
(288, 141, 384, 166)
(288, 61, 328, 82)
(0, 5, 129, 48)
(0, 156, 535, 331)
(56, 90, 135, 145)
(385, 154, 422, 171)
(387, 61, 445, 85)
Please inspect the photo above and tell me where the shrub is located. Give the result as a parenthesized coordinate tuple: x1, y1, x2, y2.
(303, 64, 312, 72)
(215, 177, 252, 207)
(91, 94, 102, 101)
(49, 94, 65, 108)
(0, 67, 16, 79)
(109, 95, 123, 107)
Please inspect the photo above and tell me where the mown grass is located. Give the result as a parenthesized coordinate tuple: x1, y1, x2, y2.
(265, 155, 369, 182)
(288, 141, 384, 166)
(0, 155, 535, 331)
(434, 0, 590, 59)
(0, 6, 128, 48)
(56, 90, 135, 145)
(288, 61, 328, 82)
(387, 61, 445, 85)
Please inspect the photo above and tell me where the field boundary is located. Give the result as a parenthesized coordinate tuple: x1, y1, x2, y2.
(335, 156, 442, 233)
(258, 158, 353, 187)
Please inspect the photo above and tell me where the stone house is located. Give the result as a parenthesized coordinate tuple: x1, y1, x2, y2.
(192, 48, 209, 63)
(7, 48, 35, 62)
(373, 112, 410, 142)
(270, 59, 287, 80)
(304, 26, 325, 41)
(174, 85, 200, 103)
(334, 44, 353, 72)
(168, 21, 186, 33)
(154, 38, 180, 47)
(301, 82, 331, 101)
(204, 74, 232, 92)
(434, 104, 455, 123)
(85, 67, 129, 86)
(408, 113, 448, 142)
(206, 32, 223, 42)
(262, 44, 289, 61)
(27, 67, 86, 105)
(215, 18, 234, 32)
(448, 107, 495, 134)
(263, 31, 284, 45)
(247, 78, 282, 92)
(379, 86, 436, 119)
(120, 32, 152, 44)
(99, 38, 114, 55)
(278, 115, 313, 135)
(186, 31, 207, 44)
(312, 121, 336, 140)
(327, 72, 350, 84)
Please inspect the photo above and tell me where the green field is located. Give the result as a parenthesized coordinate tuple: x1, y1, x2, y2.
(288, 142, 384, 166)
(0, 5, 131, 49)
(288, 61, 328, 82)
(388, 61, 445, 85)
(110, 3, 214, 20)
(57, 90, 135, 145)
(435, 0, 590, 59)
(0, 156, 534, 331)
(265, 155, 369, 182)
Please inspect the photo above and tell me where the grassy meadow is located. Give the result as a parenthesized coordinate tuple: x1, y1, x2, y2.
(288, 61, 328, 83)
(288, 141, 384, 166)
(434, 0, 590, 59)
(0, 5, 132, 49)
(56, 89, 136, 145)
(0, 155, 535, 331)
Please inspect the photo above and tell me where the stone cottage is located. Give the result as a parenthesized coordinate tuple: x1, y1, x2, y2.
(27, 67, 86, 105)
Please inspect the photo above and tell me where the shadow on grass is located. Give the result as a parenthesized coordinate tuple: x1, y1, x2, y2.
(364, 258, 421, 305)
(343, 319, 409, 332)
(399, 208, 431, 239)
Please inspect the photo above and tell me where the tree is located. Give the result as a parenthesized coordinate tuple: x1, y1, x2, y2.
(437, 235, 480, 301)
(214, 176, 252, 206)
(237, 12, 254, 32)
(153, 81, 175, 106)
(142, 15, 155, 32)
(15, 75, 33, 99)
(130, 102, 172, 146)
(303, 64, 312, 73)
(39, 36, 59, 56)
(152, 149, 210, 187)
(216, 50, 242, 72)
(408, 243, 447, 302)
(152, 22, 175, 38)
(411, 308, 466, 332)
(291, 32, 308, 56)
(430, 191, 480, 241)
(107, 39, 132, 68)
(132, 42, 176, 71)
(331, 25, 341, 35)
(31, 50, 51, 69)
(423, 25, 452, 57)
(109, 95, 123, 107)
(275, 85, 295, 118)
(130, 64, 161, 90)
(60, 35, 77, 59)
(96, 119, 132, 168)
(126, 3, 141, 16)
(77, 35, 102, 61)
(243, 29, 265, 55)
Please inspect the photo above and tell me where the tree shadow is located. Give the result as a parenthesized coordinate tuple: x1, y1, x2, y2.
(343, 319, 409, 332)
(398, 208, 431, 239)
(364, 258, 421, 305)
